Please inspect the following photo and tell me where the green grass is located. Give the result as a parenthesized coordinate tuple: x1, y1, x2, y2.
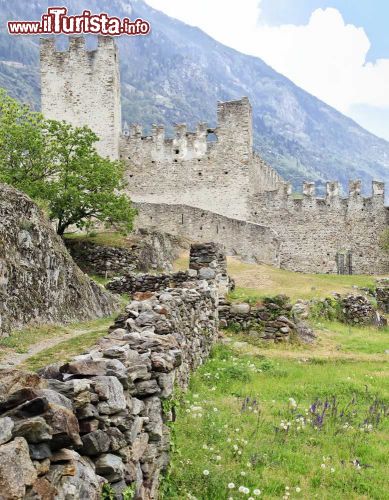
(227, 262, 376, 302)
(174, 255, 377, 301)
(315, 320, 389, 355)
(162, 344, 389, 500)
(64, 231, 134, 248)
(22, 329, 109, 372)
(0, 316, 114, 357)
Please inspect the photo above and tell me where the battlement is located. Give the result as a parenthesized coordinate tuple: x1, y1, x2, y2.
(40, 36, 121, 159)
(252, 179, 386, 216)
(40, 35, 117, 66)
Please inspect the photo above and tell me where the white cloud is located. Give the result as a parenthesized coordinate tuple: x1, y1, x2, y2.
(145, 2, 389, 138)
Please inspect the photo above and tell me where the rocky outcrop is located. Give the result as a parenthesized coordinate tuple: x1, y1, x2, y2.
(0, 280, 219, 499)
(0, 184, 119, 336)
(65, 229, 186, 278)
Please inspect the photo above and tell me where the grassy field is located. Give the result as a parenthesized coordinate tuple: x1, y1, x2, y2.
(165, 258, 388, 499)
(162, 341, 389, 500)
(174, 254, 377, 301)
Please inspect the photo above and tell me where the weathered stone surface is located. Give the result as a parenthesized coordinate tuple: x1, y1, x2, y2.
(92, 376, 127, 415)
(0, 437, 37, 498)
(65, 229, 183, 277)
(0, 417, 14, 445)
(42, 404, 82, 448)
(29, 442, 52, 460)
(46, 452, 103, 499)
(95, 453, 124, 482)
(13, 416, 52, 443)
(0, 370, 44, 401)
(230, 303, 251, 315)
(0, 276, 219, 499)
(81, 430, 110, 456)
(0, 184, 119, 336)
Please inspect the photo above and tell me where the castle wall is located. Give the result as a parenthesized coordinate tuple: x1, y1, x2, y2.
(40, 36, 121, 160)
(134, 202, 280, 267)
(121, 98, 283, 219)
(249, 181, 389, 274)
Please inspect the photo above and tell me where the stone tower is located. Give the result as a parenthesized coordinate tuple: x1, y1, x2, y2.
(40, 35, 121, 160)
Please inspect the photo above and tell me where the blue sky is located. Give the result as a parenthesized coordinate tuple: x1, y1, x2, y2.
(146, 0, 389, 140)
(260, 0, 389, 62)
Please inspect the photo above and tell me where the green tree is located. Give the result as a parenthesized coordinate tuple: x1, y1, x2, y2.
(0, 88, 57, 198)
(0, 89, 136, 236)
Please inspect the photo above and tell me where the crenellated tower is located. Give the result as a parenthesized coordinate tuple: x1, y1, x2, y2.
(40, 36, 121, 160)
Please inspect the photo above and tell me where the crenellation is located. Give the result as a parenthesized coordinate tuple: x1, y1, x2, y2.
(326, 181, 340, 199)
(40, 35, 121, 159)
(372, 180, 385, 197)
(40, 38, 388, 275)
(349, 179, 362, 196)
(303, 181, 316, 197)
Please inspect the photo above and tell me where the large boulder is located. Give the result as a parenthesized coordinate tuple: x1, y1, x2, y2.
(0, 184, 120, 336)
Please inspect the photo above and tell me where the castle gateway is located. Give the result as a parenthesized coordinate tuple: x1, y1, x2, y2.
(40, 36, 389, 275)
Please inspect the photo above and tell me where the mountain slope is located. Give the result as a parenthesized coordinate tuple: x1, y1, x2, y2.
(0, 0, 388, 195)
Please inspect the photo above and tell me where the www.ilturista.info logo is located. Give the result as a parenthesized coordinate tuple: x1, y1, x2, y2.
(7, 6, 151, 36)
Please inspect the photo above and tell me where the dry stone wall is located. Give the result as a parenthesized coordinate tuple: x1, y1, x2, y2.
(0, 281, 219, 499)
(106, 242, 234, 296)
(0, 184, 119, 337)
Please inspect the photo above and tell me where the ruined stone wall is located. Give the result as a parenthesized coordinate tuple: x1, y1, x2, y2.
(65, 230, 183, 277)
(120, 98, 283, 219)
(0, 282, 219, 499)
(0, 184, 119, 337)
(249, 181, 389, 274)
(40, 36, 121, 160)
(106, 242, 234, 296)
(134, 202, 280, 267)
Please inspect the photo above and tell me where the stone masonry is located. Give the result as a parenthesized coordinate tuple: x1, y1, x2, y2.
(39, 36, 389, 275)
(40, 36, 121, 160)
(0, 280, 219, 499)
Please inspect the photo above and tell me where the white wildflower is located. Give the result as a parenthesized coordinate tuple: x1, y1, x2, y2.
(203, 470, 210, 476)
(228, 483, 235, 489)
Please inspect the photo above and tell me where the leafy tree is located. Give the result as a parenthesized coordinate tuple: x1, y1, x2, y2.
(0, 89, 136, 236)
(0, 88, 57, 198)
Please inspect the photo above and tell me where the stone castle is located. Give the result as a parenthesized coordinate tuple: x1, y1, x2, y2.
(40, 36, 389, 275)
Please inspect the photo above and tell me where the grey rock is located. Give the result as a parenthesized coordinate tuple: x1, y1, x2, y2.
(81, 430, 110, 456)
(13, 417, 52, 443)
(230, 303, 250, 315)
(92, 376, 127, 415)
(0, 417, 14, 445)
(95, 453, 124, 482)
(0, 437, 37, 498)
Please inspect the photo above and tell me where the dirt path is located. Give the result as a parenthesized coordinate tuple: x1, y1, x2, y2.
(0, 326, 108, 369)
